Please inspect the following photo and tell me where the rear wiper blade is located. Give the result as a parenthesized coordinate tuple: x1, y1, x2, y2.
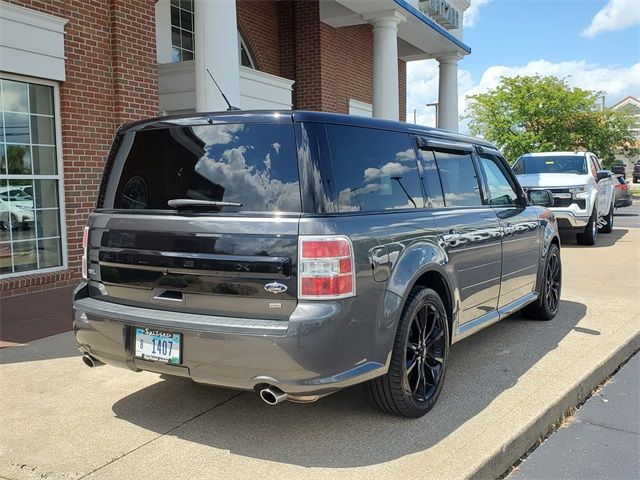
(167, 199, 243, 209)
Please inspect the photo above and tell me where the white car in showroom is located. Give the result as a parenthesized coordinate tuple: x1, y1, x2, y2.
(513, 152, 614, 245)
(0, 198, 34, 231)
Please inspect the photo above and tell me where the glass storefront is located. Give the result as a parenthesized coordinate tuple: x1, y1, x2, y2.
(0, 78, 64, 276)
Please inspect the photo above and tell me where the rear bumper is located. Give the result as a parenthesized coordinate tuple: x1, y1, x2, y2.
(73, 285, 399, 396)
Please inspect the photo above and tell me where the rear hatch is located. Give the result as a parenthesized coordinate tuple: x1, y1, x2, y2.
(86, 114, 301, 320)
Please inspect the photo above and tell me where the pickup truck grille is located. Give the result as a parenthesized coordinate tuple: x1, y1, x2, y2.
(547, 189, 585, 209)
(524, 188, 587, 209)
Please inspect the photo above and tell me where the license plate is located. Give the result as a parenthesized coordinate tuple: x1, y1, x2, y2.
(134, 327, 181, 365)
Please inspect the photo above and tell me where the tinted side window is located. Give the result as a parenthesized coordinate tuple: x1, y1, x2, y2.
(417, 149, 445, 207)
(106, 124, 300, 212)
(325, 125, 423, 212)
(433, 151, 483, 207)
(478, 154, 519, 206)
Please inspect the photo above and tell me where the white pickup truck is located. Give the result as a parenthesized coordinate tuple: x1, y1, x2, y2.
(513, 152, 614, 245)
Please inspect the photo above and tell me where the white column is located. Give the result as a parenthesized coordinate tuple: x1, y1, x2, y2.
(369, 11, 405, 121)
(194, 0, 240, 112)
(437, 55, 460, 132)
(155, 0, 173, 64)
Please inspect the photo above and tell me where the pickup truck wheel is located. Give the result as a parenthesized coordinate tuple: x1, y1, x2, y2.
(576, 209, 597, 245)
(369, 287, 449, 418)
(599, 203, 614, 233)
(523, 243, 561, 321)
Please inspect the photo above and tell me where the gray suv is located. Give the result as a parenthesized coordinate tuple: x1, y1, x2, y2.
(73, 111, 561, 418)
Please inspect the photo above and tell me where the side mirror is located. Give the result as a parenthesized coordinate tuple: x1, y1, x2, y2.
(528, 189, 554, 207)
(596, 170, 611, 181)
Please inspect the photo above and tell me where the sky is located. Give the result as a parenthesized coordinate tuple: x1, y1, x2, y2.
(406, 0, 640, 132)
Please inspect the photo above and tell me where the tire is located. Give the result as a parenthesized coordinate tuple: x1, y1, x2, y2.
(369, 287, 449, 418)
(599, 202, 614, 233)
(523, 243, 562, 321)
(576, 208, 598, 245)
(1, 214, 18, 231)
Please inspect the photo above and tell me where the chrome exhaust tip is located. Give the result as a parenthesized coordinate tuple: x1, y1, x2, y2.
(81, 354, 102, 368)
(82, 354, 95, 368)
(259, 386, 288, 405)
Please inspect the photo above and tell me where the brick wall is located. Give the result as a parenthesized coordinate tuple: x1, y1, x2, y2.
(269, 0, 407, 118)
(0, 0, 158, 299)
(236, 0, 280, 77)
(0, 0, 408, 301)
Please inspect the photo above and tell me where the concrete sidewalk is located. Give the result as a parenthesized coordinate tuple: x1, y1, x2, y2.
(509, 354, 639, 479)
(1, 227, 639, 480)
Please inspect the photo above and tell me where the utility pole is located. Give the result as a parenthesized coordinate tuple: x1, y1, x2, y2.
(426, 102, 439, 128)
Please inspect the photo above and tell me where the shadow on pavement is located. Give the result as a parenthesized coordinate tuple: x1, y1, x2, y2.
(0, 332, 80, 365)
(111, 299, 586, 468)
(560, 228, 629, 248)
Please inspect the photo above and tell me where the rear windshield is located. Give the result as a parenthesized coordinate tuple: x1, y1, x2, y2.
(512, 155, 587, 175)
(101, 123, 301, 212)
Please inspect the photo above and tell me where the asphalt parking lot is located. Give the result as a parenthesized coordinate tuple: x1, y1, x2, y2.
(1, 224, 638, 480)
(614, 201, 640, 229)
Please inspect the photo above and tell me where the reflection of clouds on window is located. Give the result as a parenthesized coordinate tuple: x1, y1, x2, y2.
(194, 145, 300, 212)
(325, 124, 422, 213)
(364, 162, 411, 182)
(192, 123, 244, 146)
(395, 148, 416, 163)
(271, 142, 281, 154)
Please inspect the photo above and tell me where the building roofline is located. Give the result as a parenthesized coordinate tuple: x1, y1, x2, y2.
(611, 95, 640, 110)
(393, 0, 471, 54)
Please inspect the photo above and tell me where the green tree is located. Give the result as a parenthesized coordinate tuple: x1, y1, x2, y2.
(465, 75, 639, 165)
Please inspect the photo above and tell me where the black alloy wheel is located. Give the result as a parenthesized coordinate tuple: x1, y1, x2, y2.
(405, 301, 446, 403)
(524, 243, 562, 321)
(370, 287, 450, 418)
(543, 247, 561, 315)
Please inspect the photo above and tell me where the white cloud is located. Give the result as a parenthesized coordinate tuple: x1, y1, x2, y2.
(465, 60, 640, 103)
(581, 0, 640, 38)
(463, 0, 491, 28)
(407, 58, 640, 134)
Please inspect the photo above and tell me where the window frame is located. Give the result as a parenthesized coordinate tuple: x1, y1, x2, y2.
(474, 147, 526, 208)
(0, 72, 68, 279)
(323, 124, 426, 214)
(238, 33, 256, 69)
(169, 0, 194, 63)
(416, 136, 488, 209)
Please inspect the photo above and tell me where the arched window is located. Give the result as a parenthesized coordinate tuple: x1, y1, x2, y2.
(238, 33, 256, 69)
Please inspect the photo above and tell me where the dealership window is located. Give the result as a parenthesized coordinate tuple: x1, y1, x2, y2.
(170, 0, 194, 62)
(0, 77, 65, 277)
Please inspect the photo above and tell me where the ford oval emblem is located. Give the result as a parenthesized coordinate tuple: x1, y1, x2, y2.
(264, 282, 288, 294)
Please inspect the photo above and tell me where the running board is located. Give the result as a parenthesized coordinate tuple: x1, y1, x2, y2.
(455, 292, 539, 342)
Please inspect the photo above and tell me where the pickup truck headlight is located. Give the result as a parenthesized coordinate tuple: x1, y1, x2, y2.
(569, 187, 589, 199)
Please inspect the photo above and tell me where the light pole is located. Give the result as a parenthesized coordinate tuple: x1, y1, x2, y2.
(426, 102, 439, 128)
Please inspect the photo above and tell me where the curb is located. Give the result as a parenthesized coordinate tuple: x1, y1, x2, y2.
(470, 331, 640, 480)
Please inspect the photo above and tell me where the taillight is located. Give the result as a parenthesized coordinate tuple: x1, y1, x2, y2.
(81, 226, 89, 280)
(298, 236, 355, 299)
